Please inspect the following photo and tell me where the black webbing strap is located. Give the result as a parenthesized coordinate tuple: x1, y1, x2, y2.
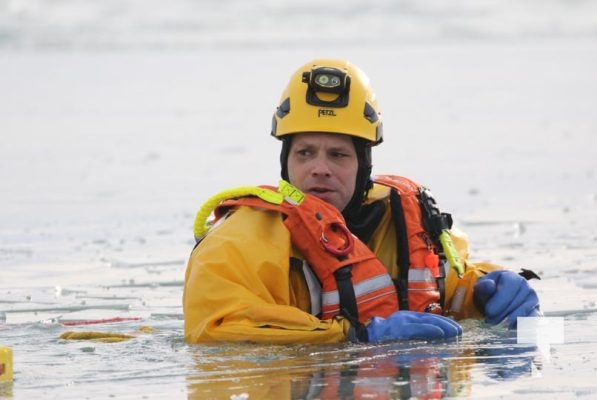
(389, 188, 410, 310)
(334, 265, 359, 322)
(417, 188, 450, 310)
(437, 259, 446, 308)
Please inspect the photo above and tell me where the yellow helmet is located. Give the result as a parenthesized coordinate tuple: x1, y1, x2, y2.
(271, 58, 383, 145)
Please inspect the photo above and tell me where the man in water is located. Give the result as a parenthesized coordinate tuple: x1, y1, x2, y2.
(183, 58, 541, 344)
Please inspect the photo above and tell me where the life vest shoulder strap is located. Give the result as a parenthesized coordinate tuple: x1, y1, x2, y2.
(373, 174, 422, 194)
(373, 175, 429, 253)
(372, 175, 447, 312)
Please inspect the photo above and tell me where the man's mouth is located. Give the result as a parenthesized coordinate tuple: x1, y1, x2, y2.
(308, 187, 334, 194)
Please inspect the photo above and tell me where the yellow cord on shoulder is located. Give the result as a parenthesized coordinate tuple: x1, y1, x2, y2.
(193, 186, 283, 240)
(192, 181, 305, 241)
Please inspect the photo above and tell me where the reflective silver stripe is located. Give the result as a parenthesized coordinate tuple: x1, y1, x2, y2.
(322, 291, 337, 307)
(302, 261, 322, 316)
(322, 273, 394, 306)
(408, 267, 435, 282)
(449, 286, 467, 313)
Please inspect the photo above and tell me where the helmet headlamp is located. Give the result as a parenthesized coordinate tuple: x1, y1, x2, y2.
(302, 67, 350, 107)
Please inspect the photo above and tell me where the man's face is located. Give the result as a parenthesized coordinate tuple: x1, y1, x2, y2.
(287, 132, 358, 211)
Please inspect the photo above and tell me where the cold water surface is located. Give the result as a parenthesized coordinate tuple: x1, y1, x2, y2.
(2, 192, 596, 399)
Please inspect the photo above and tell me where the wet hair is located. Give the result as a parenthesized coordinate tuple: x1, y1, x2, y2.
(279, 135, 373, 221)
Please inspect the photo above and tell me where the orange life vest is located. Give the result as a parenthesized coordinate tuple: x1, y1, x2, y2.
(211, 175, 448, 323)
(217, 187, 399, 324)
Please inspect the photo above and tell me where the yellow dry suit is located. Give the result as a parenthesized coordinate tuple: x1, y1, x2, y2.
(183, 177, 503, 344)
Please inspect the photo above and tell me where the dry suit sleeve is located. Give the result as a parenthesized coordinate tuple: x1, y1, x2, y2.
(443, 227, 509, 320)
(183, 207, 349, 344)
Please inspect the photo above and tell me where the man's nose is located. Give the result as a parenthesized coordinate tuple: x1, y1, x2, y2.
(311, 154, 332, 176)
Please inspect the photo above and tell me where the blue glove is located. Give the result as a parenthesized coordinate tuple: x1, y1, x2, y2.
(366, 310, 462, 342)
(474, 270, 541, 329)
